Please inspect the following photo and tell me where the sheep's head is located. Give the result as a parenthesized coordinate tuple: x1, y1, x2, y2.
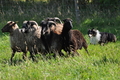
(1, 21, 18, 32)
(62, 18, 73, 34)
(40, 20, 56, 35)
(44, 17, 62, 24)
(63, 18, 73, 29)
(22, 20, 39, 33)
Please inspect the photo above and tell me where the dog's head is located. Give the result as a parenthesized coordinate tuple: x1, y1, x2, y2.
(88, 28, 98, 38)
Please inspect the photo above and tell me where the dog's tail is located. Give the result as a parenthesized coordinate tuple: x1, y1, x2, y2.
(113, 35, 117, 42)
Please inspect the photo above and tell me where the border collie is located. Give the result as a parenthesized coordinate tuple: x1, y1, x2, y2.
(88, 28, 117, 45)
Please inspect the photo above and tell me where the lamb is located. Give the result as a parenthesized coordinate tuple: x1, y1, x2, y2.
(61, 18, 89, 56)
(1, 21, 28, 62)
(22, 20, 46, 61)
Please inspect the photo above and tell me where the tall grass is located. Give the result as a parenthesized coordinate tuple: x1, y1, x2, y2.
(0, 1, 120, 80)
(0, 42, 120, 80)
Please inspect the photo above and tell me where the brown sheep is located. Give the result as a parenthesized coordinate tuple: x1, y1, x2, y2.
(62, 18, 89, 56)
(1, 21, 28, 62)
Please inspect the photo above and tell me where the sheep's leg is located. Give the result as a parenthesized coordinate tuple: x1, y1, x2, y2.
(30, 47, 37, 62)
(30, 51, 34, 61)
(51, 50, 59, 58)
(75, 51, 80, 56)
(10, 49, 16, 63)
(55, 52, 60, 58)
(71, 50, 79, 57)
(22, 52, 27, 61)
(30, 52, 35, 61)
(59, 51, 64, 56)
(67, 46, 72, 56)
(69, 45, 79, 56)
(83, 43, 90, 55)
(84, 48, 89, 55)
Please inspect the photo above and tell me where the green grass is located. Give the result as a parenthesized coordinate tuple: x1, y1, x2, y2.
(0, 33, 120, 80)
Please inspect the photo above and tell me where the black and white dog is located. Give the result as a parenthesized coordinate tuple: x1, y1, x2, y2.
(88, 28, 117, 45)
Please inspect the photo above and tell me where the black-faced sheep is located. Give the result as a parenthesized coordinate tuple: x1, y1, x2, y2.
(22, 20, 46, 61)
(40, 17, 63, 35)
(40, 19, 64, 57)
(43, 17, 63, 24)
(62, 18, 89, 56)
(1, 21, 28, 62)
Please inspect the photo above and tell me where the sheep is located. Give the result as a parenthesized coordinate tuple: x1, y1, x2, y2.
(22, 20, 63, 59)
(40, 19, 64, 57)
(21, 20, 46, 61)
(43, 17, 63, 24)
(1, 21, 28, 62)
(40, 17, 89, 57)
(61, 18, 89, 56)
(40, 17, 63, 35)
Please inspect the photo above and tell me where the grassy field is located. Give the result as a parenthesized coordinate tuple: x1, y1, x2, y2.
(0, 1, 120, 80)
(0, 22, 120, 80)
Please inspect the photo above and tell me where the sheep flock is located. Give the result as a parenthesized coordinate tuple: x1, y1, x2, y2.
(1, 17, 89, 62)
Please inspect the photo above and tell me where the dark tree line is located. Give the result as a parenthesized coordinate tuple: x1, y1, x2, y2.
(0, 0, 120, 10)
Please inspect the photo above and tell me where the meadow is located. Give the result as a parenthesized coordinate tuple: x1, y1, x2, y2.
(0, 1, 120, 80)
